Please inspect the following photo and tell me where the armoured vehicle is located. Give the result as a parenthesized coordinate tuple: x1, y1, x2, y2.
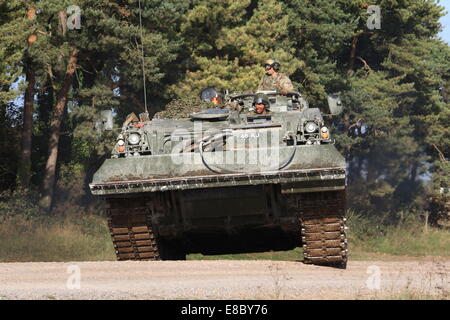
(90, 89, 349, 268)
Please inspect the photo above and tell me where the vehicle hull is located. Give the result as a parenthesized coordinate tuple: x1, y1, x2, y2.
(94, 144, 348, 267)
(90, 144, 346, 194)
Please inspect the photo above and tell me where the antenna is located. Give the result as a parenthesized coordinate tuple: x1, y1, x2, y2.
(138, 0, 148, 113)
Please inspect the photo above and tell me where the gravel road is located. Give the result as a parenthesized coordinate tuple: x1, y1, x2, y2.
(0, 260, 449, 300)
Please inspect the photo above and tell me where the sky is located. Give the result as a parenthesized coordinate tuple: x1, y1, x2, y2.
(439, 1, 450, 44)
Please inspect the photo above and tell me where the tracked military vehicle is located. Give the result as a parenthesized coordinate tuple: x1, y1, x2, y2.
(90, 89, 349, 267)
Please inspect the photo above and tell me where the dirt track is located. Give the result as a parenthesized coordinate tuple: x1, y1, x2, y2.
(0, 260, 449, 300)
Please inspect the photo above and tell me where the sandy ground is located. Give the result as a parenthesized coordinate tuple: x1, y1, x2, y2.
(0, 260, 449, 300)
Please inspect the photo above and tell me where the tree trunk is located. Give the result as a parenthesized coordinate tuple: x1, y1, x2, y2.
(348, 36, 358, 73)
(16, 59, 36, 189)
(16, 5, 37, 189)
(40, 48, 78, 210)
(348, 32, 373, 73)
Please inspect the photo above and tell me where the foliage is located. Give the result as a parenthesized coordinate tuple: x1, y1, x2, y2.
(169, 0, 302, 97)
(0, 189, 45, 222)
(154, 94, 217, 119)
(347, 210, 450, 257)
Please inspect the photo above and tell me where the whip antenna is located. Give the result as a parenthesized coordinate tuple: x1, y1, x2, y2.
(138, 0, 148, 113)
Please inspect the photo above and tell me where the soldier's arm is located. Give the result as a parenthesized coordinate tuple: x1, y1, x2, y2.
(278, 75, 294, 94)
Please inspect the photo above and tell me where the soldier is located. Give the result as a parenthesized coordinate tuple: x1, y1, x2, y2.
(253, 93, 270, 115)
(257, 59, 294, 94)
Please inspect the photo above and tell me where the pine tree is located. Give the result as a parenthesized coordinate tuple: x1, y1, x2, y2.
(170, 0, 302, 97)
(0, 1, 40, 189)
(328, 0, 450, 221)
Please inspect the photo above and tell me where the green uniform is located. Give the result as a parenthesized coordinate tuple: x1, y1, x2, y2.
(258, 73, 294, 92)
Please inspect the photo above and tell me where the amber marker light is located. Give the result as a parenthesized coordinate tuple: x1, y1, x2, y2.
(211, 97, 220, 105)
(321, 127, 329, 139)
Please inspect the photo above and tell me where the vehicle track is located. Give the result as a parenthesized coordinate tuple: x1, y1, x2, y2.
(107, 197, 160, 261)
(296, 191, 348, 267)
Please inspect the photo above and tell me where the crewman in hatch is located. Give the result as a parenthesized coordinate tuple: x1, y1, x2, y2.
(252, 93, 270, 115)
(257, 59, 294, 94)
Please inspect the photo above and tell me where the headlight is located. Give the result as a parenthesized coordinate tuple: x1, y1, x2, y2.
(128, 133, 141, 145)
(117, 139, 125, 146)
(305, 122, 318, 133)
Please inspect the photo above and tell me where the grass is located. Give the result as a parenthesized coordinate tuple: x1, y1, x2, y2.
(350, 228, 450, 258)
(0, 214, 115, 262)
(0, 212, 448, 262)
(347, 213, 450, 259)
(188, 248, 304, 261)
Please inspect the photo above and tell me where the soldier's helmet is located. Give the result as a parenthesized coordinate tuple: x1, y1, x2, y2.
(253, 93, 270, 107)
(264, 58, 280, 72)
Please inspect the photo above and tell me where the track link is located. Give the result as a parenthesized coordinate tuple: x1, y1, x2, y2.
(106, 198, 161, 261)
(289, 190, 348, 268)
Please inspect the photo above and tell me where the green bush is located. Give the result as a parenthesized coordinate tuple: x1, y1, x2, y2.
(0, 189, 44, 222)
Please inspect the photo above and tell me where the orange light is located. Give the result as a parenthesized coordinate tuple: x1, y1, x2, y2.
(135, 122, 144, 128)
(118, 146, 125, 152)
(321, 132, 329, 139)
(211, 97, 219, 105)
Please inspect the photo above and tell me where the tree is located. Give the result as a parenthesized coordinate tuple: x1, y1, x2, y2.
(0, 1, 39, 189)
(170, 0, 302, 97)
(30, 0, 185, 209)
(329, 0, 449, 221)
